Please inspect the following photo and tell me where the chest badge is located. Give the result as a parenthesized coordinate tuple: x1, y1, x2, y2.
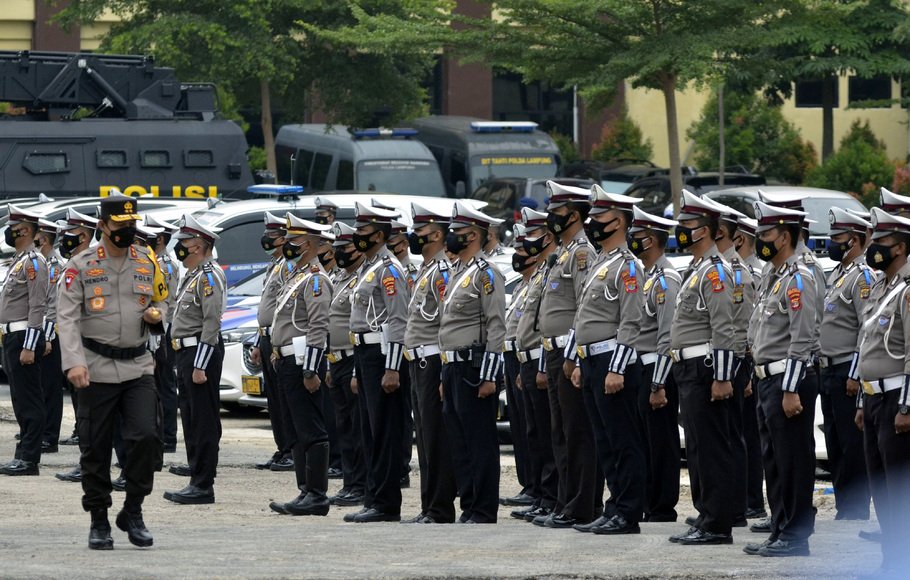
(597, 267, 608, 280)
(461, 276, 471, 288)
(90, 297, 105, 311)
(365, 271, 375, 283)
(558, 252, 568, 265)
(772, 280, 782, 294)
(689, 275, 698, 288)
(643, 279, 653, 292)
(419, 278, 428, 290)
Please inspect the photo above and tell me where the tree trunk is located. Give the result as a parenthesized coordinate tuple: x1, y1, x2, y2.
(822, 73, 834, 161)
(659, 72, 682, 216)
(718, 83, 725, 186)
(261, 77, 277, 179)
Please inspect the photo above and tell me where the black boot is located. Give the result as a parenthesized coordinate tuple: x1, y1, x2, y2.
(89, 509, 113, 550)
(285, 442, 330, 516)
(116, 494, 153, 547)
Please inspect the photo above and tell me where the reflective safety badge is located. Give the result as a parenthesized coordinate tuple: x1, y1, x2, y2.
(707, 270, 724, 293)
(576, 250, 588, 271)
(382, 275, 396, 296)
(621, 270, 637, 293)
(64, 269, 78, 291)
(787, 287, 802, 310)
(90, 297, 105, 310)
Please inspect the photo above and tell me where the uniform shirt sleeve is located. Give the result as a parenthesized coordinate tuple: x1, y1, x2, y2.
(301, 273, 332, 372)
(381, 262, 409, 370)
(611, 258, 643, 374)
(850, 266, 873, 353)
(56, 262, 87, 372)
(701, 261, 736, 382)
(651, 270, 681, 387)
(900, 285, 910, 407)
(479, 265, 506, 383)
(194, 265, 226, 369)
(781, 268, 818, 393)
(569, 243, 591, 305)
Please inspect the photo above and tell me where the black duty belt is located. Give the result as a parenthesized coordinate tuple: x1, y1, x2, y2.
(82, 337, 148, 360)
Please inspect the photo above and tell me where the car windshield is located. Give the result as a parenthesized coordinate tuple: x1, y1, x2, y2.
(356, 160, 445, 197)
(469, 155, 558, 192)
(601, 180, 634, 193)
(802, 196, 868, 236)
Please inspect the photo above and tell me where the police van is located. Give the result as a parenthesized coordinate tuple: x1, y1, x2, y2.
(407, 116, 562, 198)
(274, 125, 446, 197)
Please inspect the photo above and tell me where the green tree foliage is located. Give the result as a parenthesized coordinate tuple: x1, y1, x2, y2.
(686, 91, 817, 184)
(806, 120, 895, 205)
(549, 132, 580, 165)
(591, 108, 653, 163)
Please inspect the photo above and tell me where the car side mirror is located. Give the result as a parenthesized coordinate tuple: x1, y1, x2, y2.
(455, 181, 466, 199)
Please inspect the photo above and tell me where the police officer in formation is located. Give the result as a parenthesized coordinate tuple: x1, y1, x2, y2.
(36, 218, 65, 454)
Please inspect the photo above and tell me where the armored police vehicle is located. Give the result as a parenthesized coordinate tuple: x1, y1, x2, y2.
(0, 51, 254, 199)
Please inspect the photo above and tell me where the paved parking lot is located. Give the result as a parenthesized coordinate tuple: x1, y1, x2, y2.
(0, 383, 881, 579)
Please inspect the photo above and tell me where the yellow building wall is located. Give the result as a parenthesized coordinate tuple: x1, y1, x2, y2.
(0, 0, 34, 50)
(627, 77, 910, 174)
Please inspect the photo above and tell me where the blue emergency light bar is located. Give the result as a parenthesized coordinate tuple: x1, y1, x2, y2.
(470, 121, 539, 133)
(247, 184, 304, 196)
(352, 128, 418, 139)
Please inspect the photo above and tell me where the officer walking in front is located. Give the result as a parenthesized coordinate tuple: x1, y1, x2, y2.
(626, 205, 682, 523)
(856, 208, 910, 575)
(667, 190, 737, 546)
(36, 219, 65, 454)
(0, 205, 48, 476)
(439, 201, 505, 524)
(746, 201, 819, 558)
(819, 207, 874, 520)
(401, 202, 458, 524)
(163, 214, 226, 505)
(56, 193, 168, 549)
(267, 215, 334, 516)
(567, 187, 646, 535)
(344, 202, 408, 523)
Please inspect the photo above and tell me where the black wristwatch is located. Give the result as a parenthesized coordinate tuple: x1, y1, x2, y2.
(650, 383, 664, 394)
(899, 405, 910, 416)
(303, 370, 316, 379)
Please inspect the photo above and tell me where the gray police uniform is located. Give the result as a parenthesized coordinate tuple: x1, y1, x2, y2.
(670, 246, 737, 535)
(752, 255, 819, 544)
(502, 277, 535, 504)
(394, 253, 416, 485)
(514, 260, 559, 513)
(636, 254, 682, 520)
(171, 257, 226, 491)
(819, 255, 874, 518)
(405, 250, 457, 522)
(538, 231, 599, 522)
(439, 254, 505, 523)
(42, 250, 66, 446)
(57, 243, 167, 510)
(154, 249, 181, 450)
(349, 246, 408, 516)
(572, 243, 646, 525)
(0, 244, 48, 467)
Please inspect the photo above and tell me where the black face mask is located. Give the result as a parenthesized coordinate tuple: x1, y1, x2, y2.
(627, 233, 650, 256)
(387, 238, 407, 256)
(174, 241, 191, 262)
(282, 241, 304, 261)
(317, 250, 333, 268)
(512, 252, 535, 273)
(108, 226, 137, 249)
(546, 212, 574, 236)
(4, 227, 18, 248)
(827, 238, 851, 263)
(522, 235, 551, 257)
(866, 242, 898, 271)
(445, 231, 470, 255)
(732, 236, 745, 253)
(675, 225, 703, 250)
(352, 232, 378, 253)
(314, 216, 330, 226)
(408, 232, 430, 255)
(261, 234, 281, 252)
(584, 217, 619, 243)
(334, 248, 360, 268)
(755, 235, 781, 262)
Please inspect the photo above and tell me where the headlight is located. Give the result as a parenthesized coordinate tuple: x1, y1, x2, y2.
(221, 329, 256, 344)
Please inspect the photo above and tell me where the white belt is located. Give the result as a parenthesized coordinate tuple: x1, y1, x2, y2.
(258, 326, 271, 338)
(350, 332, 382, 346)
(273, 345, 295, 358)
(0, 321, 28, 333)
(516, 349, 541, 364)
(670, 343, 711, 363)
(861, 376, 904, 396)
(754, 359, 787, 380)
(541, 335, 569, 352)
(326, 348, 354, 364)
(172, 336, 199, 350)
(818, 354, 853, 368)
(577, 338, 617, 360)
(404, 345, 441, 362)
(503, 340, 517, 352)
(441, 350, 473, 364)
(640, 352, 660, 366)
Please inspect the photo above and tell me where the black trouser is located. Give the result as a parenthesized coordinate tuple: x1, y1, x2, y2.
(153, 329, 178, 448)
(409, 354, 456, 522)
(276, 355, 329, 491)
(504, 350, 534, 496)
(441, 359, 500, 523)
(729, 358, 750, 519)
(863, 390, 910, 570)
(42, 336, 65, 445)
(399, 357, 414, 481)
(545, 349, 599, 521)
(519, 360, 558, 510)
(673, 356, 734, 535)
(259, 335, 289, 455)
(637, 361, 681, 521)
(75, 375, 162, 511)
(323, 373, 342, 472)
(743, 367, 765, 512)
(580, 352, 646, 523)
(328, 355, 366, 495)
(3, 329, 45, 463)
(755, 369, 818, 542)
(353, 343, 405, 515)
(820, 361, 870, 519)
(176, 341, 224, 489)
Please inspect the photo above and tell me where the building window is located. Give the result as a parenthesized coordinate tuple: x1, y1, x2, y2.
(848, 76, 891, 107)
(492, 70, 573, 136)
(795, 78, 839, 108)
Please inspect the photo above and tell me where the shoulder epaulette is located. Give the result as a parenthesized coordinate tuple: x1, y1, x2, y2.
(476, 257, 489, 270)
